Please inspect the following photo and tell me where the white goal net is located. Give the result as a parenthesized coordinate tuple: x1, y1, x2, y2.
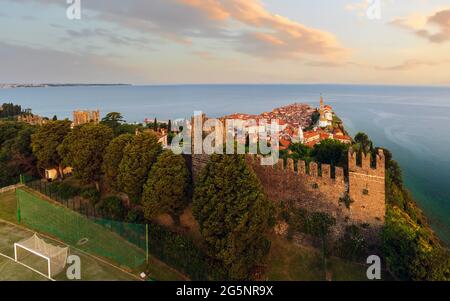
(14, 234, 69, 279)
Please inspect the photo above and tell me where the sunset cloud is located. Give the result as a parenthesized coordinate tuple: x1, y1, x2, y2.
(2, 0, 449, 85)
(391, 8, 450, 43)
(9, 0, 347, 60)
(185, 0, 347, 59)
(374, 59, 448, 71)
(178, 0, 230, 21)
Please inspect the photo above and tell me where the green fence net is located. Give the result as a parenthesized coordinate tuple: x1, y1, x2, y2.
(16, 188, 146, 269)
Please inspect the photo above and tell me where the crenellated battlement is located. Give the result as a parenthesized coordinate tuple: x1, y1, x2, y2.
(190, 149, 386, 242)
(348, 149, 386, 231)
(247, 156, 346, 184)
(348, 149, 385, 178)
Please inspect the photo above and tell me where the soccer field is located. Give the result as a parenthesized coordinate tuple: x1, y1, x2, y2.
(0, 189, 188, 281)
(0, 221, 140, 281)
(0, 257, 48, 281)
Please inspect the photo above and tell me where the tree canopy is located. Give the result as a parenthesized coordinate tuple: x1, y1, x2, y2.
(31, 120, 71, 178)
(59, 123, 114, 190)
(354, 132, 373, 154)
(0, 122, 37, 186)
(102, 134, 135, 191)
(312, 139, 349, 167)
(382, 206, 449, 280)
(193, 154, 275, 280)
(101, 112, 125, 136)
(0, 103, 23, 118)
(142, 150, 191, 226)
(280, 142, 312, 162)
(118, 132, 162, 203)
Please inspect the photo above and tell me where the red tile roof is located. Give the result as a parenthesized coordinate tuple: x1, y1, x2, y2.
(303, 131, 320, 139)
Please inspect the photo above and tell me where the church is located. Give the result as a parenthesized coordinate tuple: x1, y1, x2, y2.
(318, 95, 333, 128)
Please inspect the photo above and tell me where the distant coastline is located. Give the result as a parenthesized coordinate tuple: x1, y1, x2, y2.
(0, 83, 132, 89)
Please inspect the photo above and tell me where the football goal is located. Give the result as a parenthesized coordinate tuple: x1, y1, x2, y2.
(14, 234, 69, 280)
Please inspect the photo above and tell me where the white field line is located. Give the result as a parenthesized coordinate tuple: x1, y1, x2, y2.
(0, 218, 142, 281)
(0, 251, 54, 281)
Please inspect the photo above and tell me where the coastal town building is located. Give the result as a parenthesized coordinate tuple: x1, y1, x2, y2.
(136, 128, 169, 148)
(17, 114, 48, 126)
(301, 128, 352, 147)
(182, 98, 352, 153)
(44, 167, 73, 181)
(220, 99, 351, 150)
(144, 118, 170, 126)
(318, 95, 333, 128)
(72, 110, 100, 127)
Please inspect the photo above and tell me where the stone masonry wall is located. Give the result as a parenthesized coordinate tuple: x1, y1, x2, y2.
(348, 150, 386, 234)
(190, 151, 386, 241)
(246, 156, 350, 239)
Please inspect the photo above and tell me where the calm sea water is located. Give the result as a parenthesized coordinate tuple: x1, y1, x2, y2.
(1, 84, 449, 245)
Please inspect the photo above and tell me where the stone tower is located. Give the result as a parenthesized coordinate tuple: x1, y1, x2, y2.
(72, 110, 100, 127)
(348, 149, 386, 229)
(318, 95, 328, 128)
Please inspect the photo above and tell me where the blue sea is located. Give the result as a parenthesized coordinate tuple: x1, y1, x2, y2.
(1, 84, 449, 245)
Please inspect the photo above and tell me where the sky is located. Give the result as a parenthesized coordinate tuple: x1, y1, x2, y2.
(0, 0, 449, 85)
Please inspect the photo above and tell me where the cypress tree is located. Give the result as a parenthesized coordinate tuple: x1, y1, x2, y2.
(142, 151, 191, 226)
(193, 154, 275, 280)
(102, 134, 135, 190)
(118, 132, 162, 203)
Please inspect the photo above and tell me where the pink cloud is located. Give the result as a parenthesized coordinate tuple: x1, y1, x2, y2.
(391, 9, 450, 43)
(179, 0, 348, 60)
(9, 0, 347, 61)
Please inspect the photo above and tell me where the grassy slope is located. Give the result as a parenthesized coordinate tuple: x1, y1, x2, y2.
(0, 221, 136, 281)
(161, 208, 376, 281)
(0, 190, 17, 223)
(267, 235, 375, 281)
(1, 189, 393, 281)
(0, 189, 187, 281)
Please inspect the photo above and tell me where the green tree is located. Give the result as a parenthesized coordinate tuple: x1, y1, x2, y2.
(312, 139, 349, 167)
(354, 132, 373, 153)
(0, 122, 25, 144)
(102, 134, 134, 190)
(0, 103, 23, 118)
(382, 206, 450, 280)
(336, 225, 368, 261)
(167, 119, 175, 144)
(142, 151, 191, 226)
(31, 120, 71, 179)
(0, 122, 37, 186)
(98, 196, 126, 220)
(117, 123, 142, 136)
(59, 123, 114, 191)
(378, 147, 403, 186)
(280, 143, 312, 162)
(52, 115, 58, 121)
(118, 132, 162, 203)
(305, 211, 336, 238)
(101, 112, 125, 136)
(193, 154, 275, 280)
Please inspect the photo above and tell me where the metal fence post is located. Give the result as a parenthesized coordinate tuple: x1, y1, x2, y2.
(146, 224, 149, 265)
